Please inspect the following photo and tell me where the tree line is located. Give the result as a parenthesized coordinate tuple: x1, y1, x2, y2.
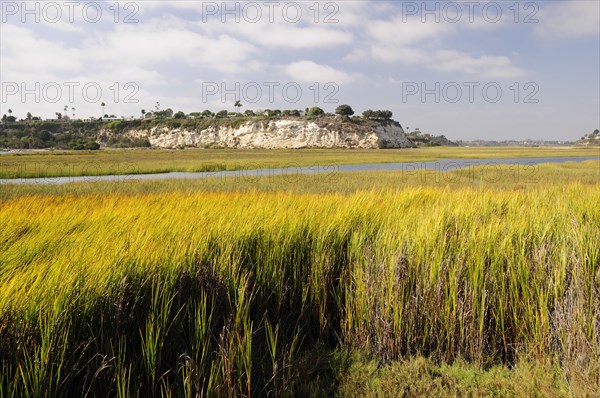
(145, 104, 393, 120)
(2, 103, 394, 124)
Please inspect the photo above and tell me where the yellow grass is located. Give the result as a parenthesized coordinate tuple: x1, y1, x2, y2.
(0, 160, 598, 396)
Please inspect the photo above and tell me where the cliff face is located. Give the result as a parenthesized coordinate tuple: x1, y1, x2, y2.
(102, 118, 413, 149)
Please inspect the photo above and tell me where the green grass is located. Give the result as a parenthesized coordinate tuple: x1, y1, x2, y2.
(0, 161, 598, 396)
(293, 350, 588, 397)
(0, 146, 597, 179)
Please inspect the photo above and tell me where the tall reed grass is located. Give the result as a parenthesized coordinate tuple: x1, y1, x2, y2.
(0, 183, 598, 396)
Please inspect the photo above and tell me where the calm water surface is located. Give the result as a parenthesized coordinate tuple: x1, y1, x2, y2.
(0, 156, 598, 185)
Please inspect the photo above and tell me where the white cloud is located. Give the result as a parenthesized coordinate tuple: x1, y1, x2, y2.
(82, 65, 166, 88)
(82, 20, 257, 74)
(132, 1, 204, 13)
(39, 19, 84, 33)
(205, 23, 354, 49)
(367, 16, 453, 46)
(139, 0, 359, 51)
(344, 17, 450, 63)
(194, 7, 354, 50)
(535, 1, 600, 39)
(346, 15, 524, 79)
(282, 61, 359, 85)
(429, 51, 525, 79)
(1, 24, 84, 76)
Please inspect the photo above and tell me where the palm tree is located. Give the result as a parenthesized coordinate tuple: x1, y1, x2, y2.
(8, 109, 12, 116)
(64, 105, 68, 116)
(101, 102, 106, 117)
(234, 100, 242, 115)
(72, 107, 75, 119)
(141, 109, 146, 119)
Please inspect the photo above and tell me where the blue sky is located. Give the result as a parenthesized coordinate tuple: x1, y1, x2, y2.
(1, 0, 598, 140)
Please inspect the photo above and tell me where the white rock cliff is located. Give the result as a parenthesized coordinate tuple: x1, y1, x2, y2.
(103, 118, 413, 149)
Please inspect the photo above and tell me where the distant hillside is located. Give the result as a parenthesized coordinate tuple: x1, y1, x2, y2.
(99, 116, 413, 149)
(0, 115, 463, 150)
(576, 129, 600, 146)
(0, 120, 103, 150)
(405, 131, 458, 147)
(0, 116, 411, 149)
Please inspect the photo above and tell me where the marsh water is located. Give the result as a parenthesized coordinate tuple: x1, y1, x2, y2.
(1, 156, 598, 185)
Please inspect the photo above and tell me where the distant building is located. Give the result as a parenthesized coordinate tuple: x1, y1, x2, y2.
(81, 116, 123, 122)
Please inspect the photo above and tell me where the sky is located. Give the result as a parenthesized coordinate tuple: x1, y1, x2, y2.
(1, 0, 599, 141)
